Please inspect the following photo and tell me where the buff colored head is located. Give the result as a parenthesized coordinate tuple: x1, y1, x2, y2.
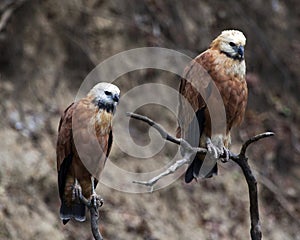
(210, 30, 246, 60)
(88, 82, 120, 113)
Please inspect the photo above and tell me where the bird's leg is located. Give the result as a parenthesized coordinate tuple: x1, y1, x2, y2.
(72, 178, 82, 203)
(206, 137, 220, 159)
(221, 147, 230, 163)
(90, 176, 103, 211)
(206, 135, 230, 162)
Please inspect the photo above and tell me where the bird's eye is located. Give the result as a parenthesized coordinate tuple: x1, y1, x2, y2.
(229, 42, 236, 47)
(104, 91, 112, 96)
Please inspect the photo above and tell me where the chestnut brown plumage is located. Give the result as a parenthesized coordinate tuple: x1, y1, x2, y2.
(56, 82, 120, 224)
(176, 30, 248, 183)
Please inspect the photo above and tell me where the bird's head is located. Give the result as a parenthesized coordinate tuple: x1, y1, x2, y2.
(210, 30, 246, 61)
(88, 82, 120, 114)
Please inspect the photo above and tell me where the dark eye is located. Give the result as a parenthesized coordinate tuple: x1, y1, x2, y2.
(229, 42, 236, 47)
(104, 91, 112, 96)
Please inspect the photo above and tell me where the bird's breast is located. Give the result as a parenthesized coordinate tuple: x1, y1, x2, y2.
(225, 60, 246, 79)
(213, 56, 246, 80)
(209, 55, 248, 130)
(89, 109, 113, 136)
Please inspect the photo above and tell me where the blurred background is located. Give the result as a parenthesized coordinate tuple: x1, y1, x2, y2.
(0, 0, 299, 239)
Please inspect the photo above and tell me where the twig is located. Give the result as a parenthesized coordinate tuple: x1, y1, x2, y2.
(127, 112, 275, 240)
(127, 111, 206, 189)
(133, 158, 192, 191)
(126, 112, 206, 154)
(0, 0, 27, 32)
(126, 112, 180, 145)
(132, 138, 206, 189)
(239, 132, 275, 157)
(79, 195, 104, 240)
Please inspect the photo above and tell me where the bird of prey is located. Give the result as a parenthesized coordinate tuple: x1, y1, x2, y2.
(56, 82, 120, 224)
(176, 30, 248, 183)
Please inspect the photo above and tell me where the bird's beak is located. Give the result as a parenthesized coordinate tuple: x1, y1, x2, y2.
(113, 94, 120, 103)
(237, 46, 244, 59)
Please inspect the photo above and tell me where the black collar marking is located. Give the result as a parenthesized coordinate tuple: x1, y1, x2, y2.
(92, 99, 115, 113)
(221, 51, 244, 61)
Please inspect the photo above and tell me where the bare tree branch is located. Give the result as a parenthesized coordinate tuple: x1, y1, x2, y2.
(126, 112, 181, 145)
(0, 0, 27, 32)
(79, 195, 104, 240)
(127, 112, 275, 240)
(133, 158, 191, 191)
(239, 132, 275, 157)
(231, 132, 274, 240)
(128, 111, 207, 190)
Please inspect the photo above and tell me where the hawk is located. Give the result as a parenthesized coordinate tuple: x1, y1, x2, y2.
(56, 82, 120, 224)
(176, 30, 248, 183)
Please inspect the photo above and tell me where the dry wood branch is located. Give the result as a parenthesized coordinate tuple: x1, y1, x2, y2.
(128, 112, 206, 190)
(133, 158, 192, 191)
(0, 0, 27, 32)
(239, 132, 275, 157)
(127, 112, 274, 240)
(79, 195, 104, 240)
(230, 132, 274, 240)
(126, 112, 181, 145)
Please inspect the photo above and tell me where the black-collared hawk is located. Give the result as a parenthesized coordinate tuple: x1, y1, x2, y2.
(57, 82, 120, 224)
(176, 30, 248, 183)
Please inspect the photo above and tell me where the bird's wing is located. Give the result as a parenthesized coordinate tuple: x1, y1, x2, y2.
(91, 129, 113, 187)
(95, 128, 113, 182)
(177, 50, 214, 146)
(56, 102, 77, 199)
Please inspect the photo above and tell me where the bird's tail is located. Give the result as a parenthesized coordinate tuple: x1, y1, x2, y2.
(60, 201, 86, 225)
(185, 153, 218, 183)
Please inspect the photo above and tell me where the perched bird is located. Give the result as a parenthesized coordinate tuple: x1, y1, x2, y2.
(56, 82, 120, 224)
(176, 30, 248, 183)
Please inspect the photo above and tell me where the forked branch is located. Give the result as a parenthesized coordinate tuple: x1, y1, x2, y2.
(127, 112, 274, 240)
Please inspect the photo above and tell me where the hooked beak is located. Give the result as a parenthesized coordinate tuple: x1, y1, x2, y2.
(237, 46, 244, 59)
(113, 94, 120, 103)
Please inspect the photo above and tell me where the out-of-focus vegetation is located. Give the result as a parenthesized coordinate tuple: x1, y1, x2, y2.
(0, 0, 299, 239)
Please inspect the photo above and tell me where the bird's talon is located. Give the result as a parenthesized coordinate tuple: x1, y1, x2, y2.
(206, 138, 229, 160)
(98, 198, 104, 207)
(206, 139, 219, 158)
(221, 147, 230, 162)
(90, 194, 103, 209)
